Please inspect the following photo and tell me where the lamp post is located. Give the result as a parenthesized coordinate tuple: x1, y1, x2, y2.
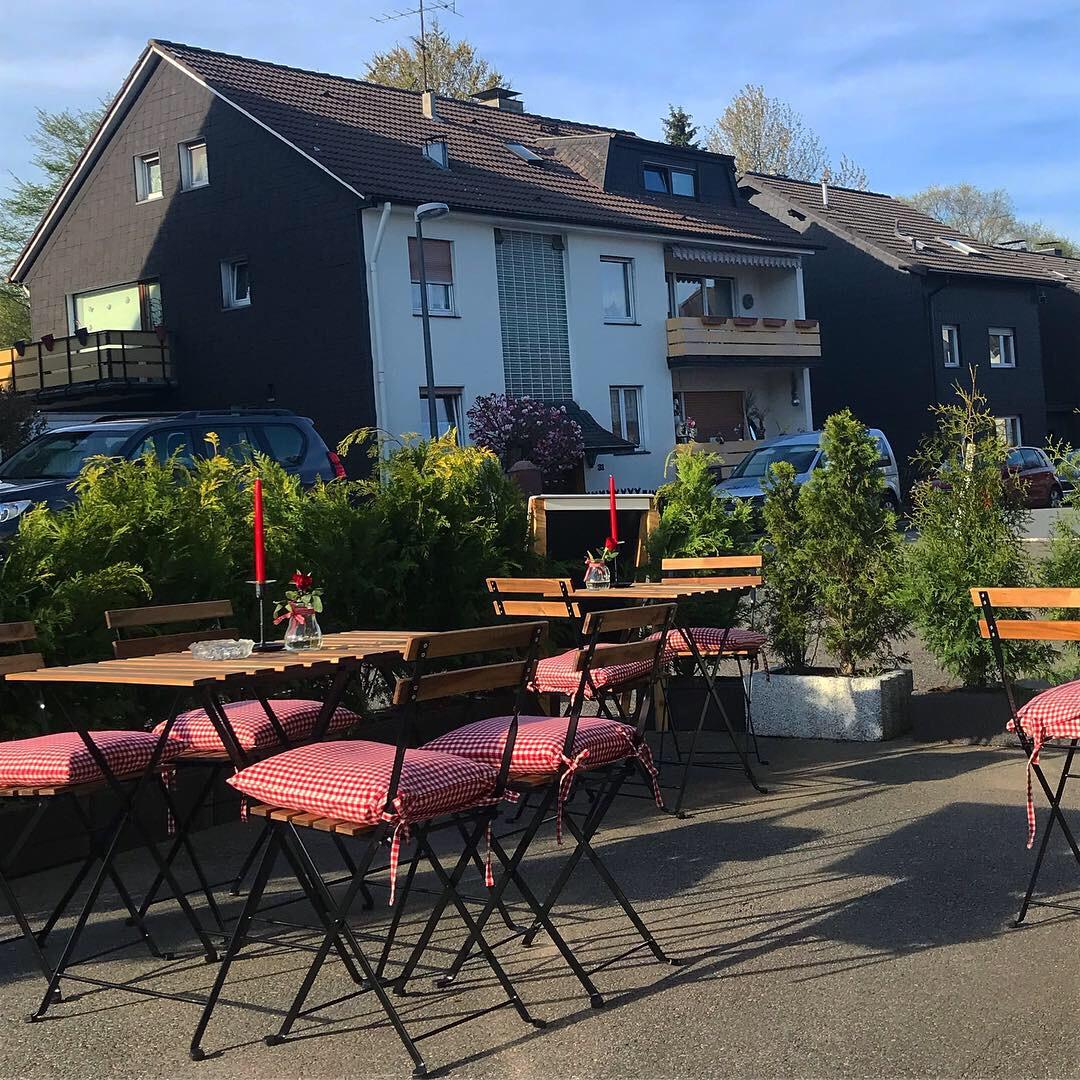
(414, 201, 450, 439)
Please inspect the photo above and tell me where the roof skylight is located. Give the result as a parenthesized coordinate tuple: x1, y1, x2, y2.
(937, 236, 986, 257)
(506, 141, 544, 164)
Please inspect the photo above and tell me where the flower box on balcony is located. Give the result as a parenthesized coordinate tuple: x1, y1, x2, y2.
(762, 318, 787, 328)
(701, 316, 729, 326)
(732, 317, 758, 327)
(794, 319, 819, 331)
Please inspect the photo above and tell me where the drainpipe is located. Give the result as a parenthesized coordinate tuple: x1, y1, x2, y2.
(366, 201, 393, 460)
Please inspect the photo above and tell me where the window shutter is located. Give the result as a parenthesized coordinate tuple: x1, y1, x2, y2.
(682, 391, 745, 442)
(408, 238, 453, 284)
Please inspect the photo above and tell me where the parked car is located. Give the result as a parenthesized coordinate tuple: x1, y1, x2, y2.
(0, 409, 344, 539)
(715, 429, 903, 512)
(1003, 446, 1064, 508)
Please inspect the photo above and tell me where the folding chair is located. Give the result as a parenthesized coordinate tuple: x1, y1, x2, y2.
(974, 587, 1080, 926)
(0, 621, 216, 1008)
(419, 603, 677, 1008)
(106, 600, 362, 921)
(190, 621, 548, 1074)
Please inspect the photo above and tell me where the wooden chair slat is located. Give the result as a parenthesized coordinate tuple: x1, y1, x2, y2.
(487, 577, 572, 596)
(659, 575, 763, 589)
(662, 555, 763, 571)
(105, 600, 234, 630)
(393, 660, 530, 704)
(0, 652, 44, 676)
(402, 622, 546, 662)
(978, 618, 1080, 641)
(492, 600, 579, 618)
(582, 603, 675, 635)
(113, 628, 242, 659)
(575, 638, 660, 670)
(0, 621, 36, 643)
(970, 587, 1080, 609)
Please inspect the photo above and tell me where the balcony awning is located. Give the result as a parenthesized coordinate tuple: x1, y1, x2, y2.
(667, 354, 823, 369)
(667, 246, 801, 270)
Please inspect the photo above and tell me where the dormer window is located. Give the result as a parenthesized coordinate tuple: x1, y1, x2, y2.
(423, 138, 449, 169)
(643, 163, 696, 198)
(506, 141, 543, 164)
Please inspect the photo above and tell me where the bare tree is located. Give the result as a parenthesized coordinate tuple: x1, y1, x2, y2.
(705, 84, 868, 189)
(365, 19, 505, 98)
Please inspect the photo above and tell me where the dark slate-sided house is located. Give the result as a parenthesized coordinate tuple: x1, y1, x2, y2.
(741, 173, 1071, 469)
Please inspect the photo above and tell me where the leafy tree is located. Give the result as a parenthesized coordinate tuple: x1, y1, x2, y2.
(466, 394, 583, 476)
(0, 104, 106, 346)
(661, 105, 698, 148)
(364, 19, 505, 97)
(904, 182, 1078, 255)
(901, 378, 1046, 687)
(759, 460, 818, 671)
(0, 384, 44, 461)
(798, 410, 908, 675)
(705, 84, 868, 189)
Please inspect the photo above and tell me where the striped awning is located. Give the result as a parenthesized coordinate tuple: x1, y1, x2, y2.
(668, 246, 801, 270)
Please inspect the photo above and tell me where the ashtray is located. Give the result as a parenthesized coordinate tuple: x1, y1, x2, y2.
(190, 639, 255, 661)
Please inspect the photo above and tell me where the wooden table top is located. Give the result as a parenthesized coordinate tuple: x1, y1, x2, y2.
(570, 579, 758, 601)
(3, 630, 420, 689)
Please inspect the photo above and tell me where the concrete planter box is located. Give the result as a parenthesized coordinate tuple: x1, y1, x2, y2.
(750, 667, 913, 741)
(910, 681, 1045, 745)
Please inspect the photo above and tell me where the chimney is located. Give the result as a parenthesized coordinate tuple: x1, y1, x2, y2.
(422, 90, 441, 121)
(471, 86, 524, 113)
(820, 166, 831, 209)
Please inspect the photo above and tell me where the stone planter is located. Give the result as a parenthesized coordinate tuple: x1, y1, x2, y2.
(659, 674, 746, 733)
(910, 681, 1046, 744)
(750, 667, 913, 741)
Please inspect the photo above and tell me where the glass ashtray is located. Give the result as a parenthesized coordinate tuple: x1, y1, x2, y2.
(190, 639, 255, 661)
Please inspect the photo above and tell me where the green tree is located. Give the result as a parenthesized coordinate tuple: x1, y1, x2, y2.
(904, 182, 1078, 255)
(759, 460, 817, 671)
(0, 385, 44, 461)
(799, 410, 907, 675)
(661, 105, 698, 148)
(364, 19, 505, 97)
(0, 104, 106, 346)
(901, 378, 1046, 686)
(705, 84, 868, 188)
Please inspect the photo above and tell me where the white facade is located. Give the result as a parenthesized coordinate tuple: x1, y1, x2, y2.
(363, 203, 814, 490)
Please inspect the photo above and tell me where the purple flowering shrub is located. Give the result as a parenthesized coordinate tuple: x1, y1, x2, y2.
(467, 394, 584, 475)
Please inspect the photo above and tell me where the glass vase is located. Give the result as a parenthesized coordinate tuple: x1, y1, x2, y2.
(583, 561, 611, 590)
(284, 611, 323, 651)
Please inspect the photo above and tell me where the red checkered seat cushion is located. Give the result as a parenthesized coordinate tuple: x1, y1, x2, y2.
(532, 645, 656, 699)
(153, 699, 360, 754)
(423, 714, 643, 780)
(0, 730, 184, 788)
(228, 740, 501, 903)
(649, 627, 767, 658)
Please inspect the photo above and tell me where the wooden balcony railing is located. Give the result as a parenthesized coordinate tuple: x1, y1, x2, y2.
(666, 316, 821, 363)
(0, 330, 175, 396)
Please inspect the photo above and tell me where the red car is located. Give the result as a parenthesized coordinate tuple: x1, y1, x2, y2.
(1005, 446, 1064, 508)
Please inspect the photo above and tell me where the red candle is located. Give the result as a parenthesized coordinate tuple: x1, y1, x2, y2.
(608, 474, 618, 543)
(253, 478, 266, 584)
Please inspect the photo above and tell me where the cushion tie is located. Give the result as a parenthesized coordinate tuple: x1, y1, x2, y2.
(1008, 716, 1044, 849)
(485, 822, 494, 889)
(160, 766, 177, 834)
(381, 794, 408, 905)
(556, 748, 591, 843)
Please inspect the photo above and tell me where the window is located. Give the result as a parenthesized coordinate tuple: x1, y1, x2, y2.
(179, 140, 208, 189)
(996, 416, 1022, 446)
(134, 152, 162, 201)
(132, 428, 197, 468)
(942, 324, 960, 368)
(419, 387, 463, 443)
(600, 257, 634, 322)
(221, 259, 251, 309)
(643, 163, 697, 198)
(192, 425, 259, 462)
(72, 280, 161, 332)
(667, 273, 734, 318)
(0, 430, 132, 480)
(262, 424, 307, 467)
(610, 386, 643, 448)
(422, 139, 448, 169)
(506, 142, 544, 164)
(989, 327, 1016, 367)
(408, 237, 454, 315)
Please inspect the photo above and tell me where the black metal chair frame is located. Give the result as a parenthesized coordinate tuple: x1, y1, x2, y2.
(417, 604, 679, 1009)
(190, 622, 548, 1076)
(978, 589, 1080, 926)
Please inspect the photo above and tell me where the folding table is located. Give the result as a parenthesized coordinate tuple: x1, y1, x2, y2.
(2, 631, 416, 1019)
(568, 581, 767, 813)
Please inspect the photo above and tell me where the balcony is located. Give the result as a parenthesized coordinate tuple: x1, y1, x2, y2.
(666, 316, 821, 366)
(0, 329, 175, 397)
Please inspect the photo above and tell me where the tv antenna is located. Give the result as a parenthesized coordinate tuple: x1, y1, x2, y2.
(373, 0, 462, 92)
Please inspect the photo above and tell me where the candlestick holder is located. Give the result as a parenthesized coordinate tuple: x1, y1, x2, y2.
(249, 580, 285, 652)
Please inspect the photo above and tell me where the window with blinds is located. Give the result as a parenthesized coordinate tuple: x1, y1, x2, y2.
(408, 237, 455, 314)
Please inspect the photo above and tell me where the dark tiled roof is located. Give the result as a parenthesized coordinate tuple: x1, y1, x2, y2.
(153, 41, 804, 249)
(555, 401, 637, 455)
(743, 173, 1068, 286)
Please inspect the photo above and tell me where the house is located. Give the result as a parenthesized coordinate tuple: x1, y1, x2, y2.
(740, 173, 1073, 471)
(5, 40, 820, 489)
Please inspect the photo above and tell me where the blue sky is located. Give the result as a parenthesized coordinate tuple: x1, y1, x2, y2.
(3, 0, 1079, 235)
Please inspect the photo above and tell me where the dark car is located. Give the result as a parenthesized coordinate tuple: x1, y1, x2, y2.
(0, 409, 345, 539)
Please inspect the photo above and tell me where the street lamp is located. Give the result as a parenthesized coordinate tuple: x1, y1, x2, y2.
(415, 201, 451, 439)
